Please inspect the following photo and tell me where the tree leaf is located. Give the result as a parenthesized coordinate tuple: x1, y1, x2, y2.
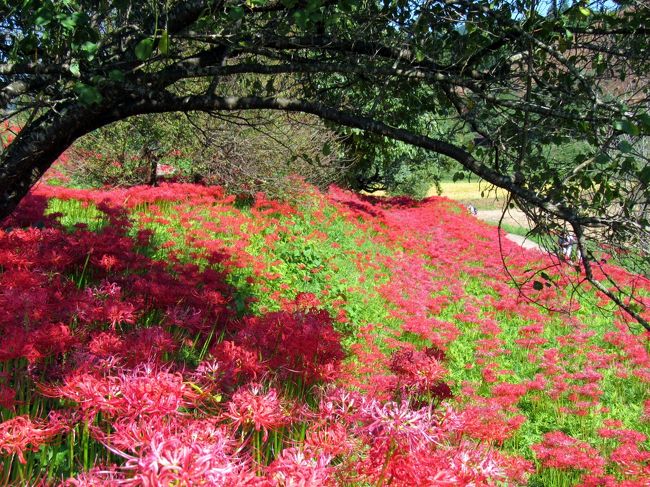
(69, 62, 80, 77)
(81, 41, 99, 60)
(594, 153, 610, 165)
(108, 69, 125, 82)
(135, 38, 155, 61)
(293, 10, 308, 28)
(75, 83, 102, 105)
(60, 14, 78, 31)
(452, 171, 465, 182)
(638, 113, 650, 131)
(614, 120, 640, 136)
(158, 30, 169, 55)
(618, 140, 634, 154)
(35, 14, 51, 27)
(229, 6, 244, 20)
(639, 166, 650, 185)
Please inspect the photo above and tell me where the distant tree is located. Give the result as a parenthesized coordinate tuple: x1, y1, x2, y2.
(64, 110, 345, 195)
(1, 0, 648, 326)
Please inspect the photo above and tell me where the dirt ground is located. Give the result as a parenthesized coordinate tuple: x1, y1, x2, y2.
(474, 208, 531, 228)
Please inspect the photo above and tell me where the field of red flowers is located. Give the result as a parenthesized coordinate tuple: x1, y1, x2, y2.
(0, 180, 648, 486)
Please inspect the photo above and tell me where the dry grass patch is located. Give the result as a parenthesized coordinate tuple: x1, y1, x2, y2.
(431, 181, 509, 210)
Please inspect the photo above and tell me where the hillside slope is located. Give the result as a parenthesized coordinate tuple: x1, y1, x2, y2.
(0, 183, 648, 485)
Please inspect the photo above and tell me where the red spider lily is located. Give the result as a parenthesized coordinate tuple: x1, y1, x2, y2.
(452, 442, 533, 485)
(304, 423, 353, 457)
(88, 331, 124, 357)
(189, 359, 226, 396)
(316, 387, 365, 423)
(0, 413, 70, 463)
(1, 180, 648, 485)
(27, 322, 77, 359)
(351, 411, 532, 487)
(266, 448, 333, 487)
(73, 418, 246, 486)
(604, 324, 650, 368)
(455, 402, 526, 444)
(443, 441, 511, 485)
(597, 427, 650, 480)
(113, 365, 192, 418)
(120, 327, 177, 366)
(124, 430, 240, 486)
(224, 384, 290, 441)
(0, 194, 61, 229)
(87, 327, 176, 366)
(210, 340, 264, 386)
(98, 253, 118, 271)
(490, 382, 529, 407)
(643, 400, 650, 423)
(358, 399, 440, 450)
(290, 292, 322, 311)
(526, 374, 548, 391)
(0, 325, 28, 361)
(355, 443, 459, 487)
(63, 466, 127, 486)
(0, 383, 16, 409)
(40, 372, 121, 417)
(577, 474, 645, 486)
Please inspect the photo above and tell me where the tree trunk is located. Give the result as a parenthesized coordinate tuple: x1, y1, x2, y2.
(144, 147, 160, 187)
(0, 103, 121, 220)
(0, 111, 82, 220)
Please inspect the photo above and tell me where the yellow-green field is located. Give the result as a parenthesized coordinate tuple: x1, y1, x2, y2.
(431, 181, 509, 210)
(363, 181, 509, 210)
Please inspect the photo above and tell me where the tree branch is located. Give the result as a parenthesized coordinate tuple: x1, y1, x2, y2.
(574, 223, 650, 331)
(120, 92, 611, 227)
(146, 61, 613, 123)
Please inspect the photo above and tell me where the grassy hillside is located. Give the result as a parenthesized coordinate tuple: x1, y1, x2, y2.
(0, 182, 648, 485)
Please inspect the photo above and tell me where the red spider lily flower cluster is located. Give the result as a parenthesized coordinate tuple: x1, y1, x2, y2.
(232, 309, 345, 385)
(389, 345, 452, 402)
(532, 431, 606, 475)
(0, 413, 71, 464)
(224, 384, 292, 441)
